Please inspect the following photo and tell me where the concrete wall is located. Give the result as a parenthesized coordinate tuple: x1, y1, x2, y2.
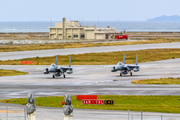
(126, 31, 180, 35)
(126, 32, 180, 39)
(1, 31, 180, 40)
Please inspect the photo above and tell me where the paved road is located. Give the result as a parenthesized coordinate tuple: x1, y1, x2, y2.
(0, 42, 180, 60)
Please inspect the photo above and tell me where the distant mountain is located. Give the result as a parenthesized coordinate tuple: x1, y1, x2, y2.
(147, 15, 180, 22)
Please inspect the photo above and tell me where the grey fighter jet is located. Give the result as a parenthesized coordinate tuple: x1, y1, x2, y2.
(44, 56, 73, 78)
(111, 54, 139, 76)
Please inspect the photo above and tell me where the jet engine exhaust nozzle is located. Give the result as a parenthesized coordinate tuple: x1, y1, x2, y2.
(67, 70, 73, 74)
(133, 68, 139, 72)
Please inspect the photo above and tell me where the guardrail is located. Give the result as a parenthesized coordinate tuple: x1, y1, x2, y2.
(0, 104, 180, 120)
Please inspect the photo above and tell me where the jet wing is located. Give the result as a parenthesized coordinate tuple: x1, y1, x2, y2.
(123, 65, 139, 70)
(57, 67, 73, 72)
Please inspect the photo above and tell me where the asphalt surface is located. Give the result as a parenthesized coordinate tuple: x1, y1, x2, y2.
(0, 43, 180, 119)
(1, 58, 180, 99)
(0, 42, 180, 60)
(0, 59, 180, 119)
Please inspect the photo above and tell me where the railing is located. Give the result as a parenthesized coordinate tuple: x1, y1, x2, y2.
(1, 104, 180, 120)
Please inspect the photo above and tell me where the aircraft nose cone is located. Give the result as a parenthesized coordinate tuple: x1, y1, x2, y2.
(113, 66, 115, 70)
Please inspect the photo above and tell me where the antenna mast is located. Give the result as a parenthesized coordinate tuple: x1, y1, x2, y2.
(82, 15, 83, 26)
(51, 15, 52, 27)
(98, 15, 99, 27)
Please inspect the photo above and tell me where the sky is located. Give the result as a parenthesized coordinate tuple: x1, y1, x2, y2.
(0, 0, 180, 21)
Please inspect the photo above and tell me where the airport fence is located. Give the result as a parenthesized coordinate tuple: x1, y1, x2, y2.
(1, 105, 180, 120)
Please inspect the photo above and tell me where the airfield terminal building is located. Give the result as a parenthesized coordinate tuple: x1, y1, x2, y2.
(49, 18, 117, 40)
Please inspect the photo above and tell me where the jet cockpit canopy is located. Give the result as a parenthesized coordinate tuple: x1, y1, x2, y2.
(51, 63, 56, 67)
(117, 62, 123, 65)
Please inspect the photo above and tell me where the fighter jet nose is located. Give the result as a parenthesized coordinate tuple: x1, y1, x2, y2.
(113, 66, 116, 70)
(111, 66, 117, 72)
(44, 68, 49, 74)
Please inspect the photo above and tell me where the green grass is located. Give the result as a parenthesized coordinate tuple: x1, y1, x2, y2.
(0, 69, 28, 76)
(132, 77, 180, 84)
(0, 48, 180, 65)
(2, 95, 180, 113)
(0, 39, 180, 52)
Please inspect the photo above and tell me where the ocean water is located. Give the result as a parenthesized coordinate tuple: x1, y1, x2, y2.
(0, 21, 180, 33)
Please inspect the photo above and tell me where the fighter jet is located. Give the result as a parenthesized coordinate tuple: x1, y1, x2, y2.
(44, 55, 73, 78)
(111, 54, 139, 76)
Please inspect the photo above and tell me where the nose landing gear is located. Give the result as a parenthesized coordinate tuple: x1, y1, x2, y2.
(52, 72, 66, 78)
(120, 71, 133, 76)
(120, 73, 122, 76)
(52, 75, 55, 78)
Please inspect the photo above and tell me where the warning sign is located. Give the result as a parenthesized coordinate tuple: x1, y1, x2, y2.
(82, 99, 104, 105)
(104, 100, 114, 105)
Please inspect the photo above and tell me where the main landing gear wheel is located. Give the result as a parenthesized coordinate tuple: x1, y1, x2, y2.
(63, 74, 66, 78)
(130, 72, 132, 76)
(120, 73, 122, 76)
(52, 75, 55, 78)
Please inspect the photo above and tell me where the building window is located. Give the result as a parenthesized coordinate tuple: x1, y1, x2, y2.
(81, 35, 85, 38)
(73, 35, 78, 38)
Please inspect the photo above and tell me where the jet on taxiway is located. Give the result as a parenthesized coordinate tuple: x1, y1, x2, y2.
(44, 56, 73, 78)
(111, 54, 139, 76)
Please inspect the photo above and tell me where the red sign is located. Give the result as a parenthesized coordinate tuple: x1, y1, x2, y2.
(21, 61, 33, 64)
(82, 99, 104, 105)
(62, 101, 65, 105)
(77, 95, 97, 100)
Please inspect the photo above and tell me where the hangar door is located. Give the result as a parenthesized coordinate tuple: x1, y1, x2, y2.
(86, 31, 94, 39)
(95, 34, 105, 40)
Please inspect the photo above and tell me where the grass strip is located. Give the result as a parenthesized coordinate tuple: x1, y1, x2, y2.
(0, 69, 28, 76)
(132, 77, 180, 84)
(0, 39, 180, 52)
(1, 95, 180, 113)
(0, 48, 180, 65)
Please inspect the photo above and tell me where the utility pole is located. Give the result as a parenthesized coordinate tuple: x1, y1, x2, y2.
(24, 108, 26, 120)
(132, 114, 133, 120)
(141, 111, 143, 120)
(6, 105, 8, 120)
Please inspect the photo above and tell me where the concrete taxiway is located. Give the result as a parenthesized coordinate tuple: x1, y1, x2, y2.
(0, 58, 180, 100)
(0, 42, 180, 60)
(0, 57, 180, 119)
(0, 43, 180, 119)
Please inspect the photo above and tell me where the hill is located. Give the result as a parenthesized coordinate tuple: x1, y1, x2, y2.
(147, 15, 180, 22)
